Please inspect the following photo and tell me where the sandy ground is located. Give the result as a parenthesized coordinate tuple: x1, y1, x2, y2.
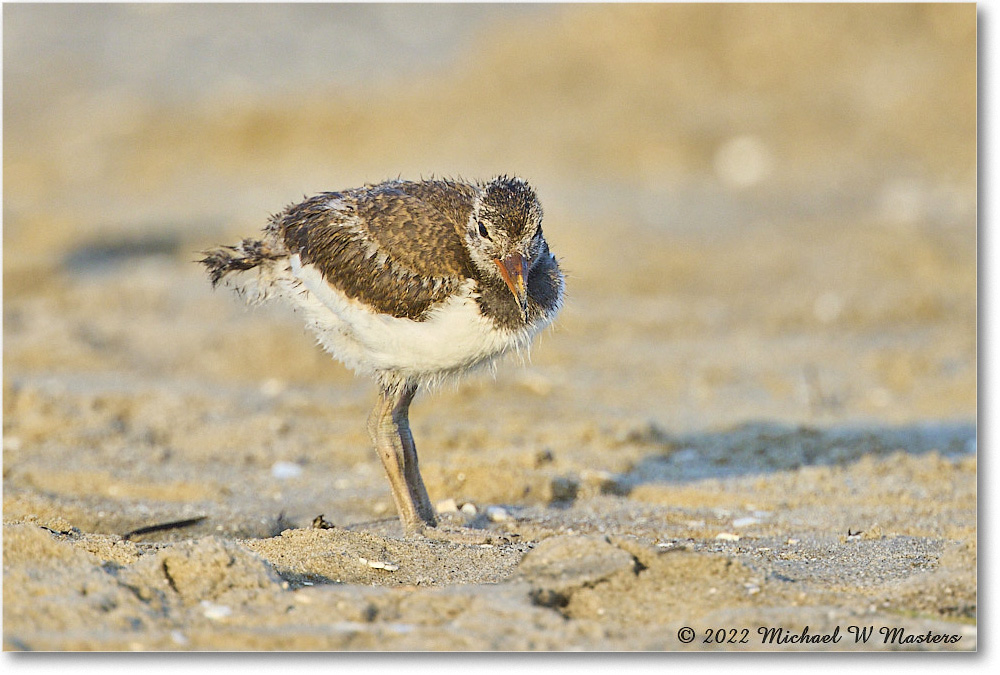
(2, 4, 977, 651)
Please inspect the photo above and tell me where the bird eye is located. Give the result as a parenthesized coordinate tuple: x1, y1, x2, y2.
(478, 222, 491, 239)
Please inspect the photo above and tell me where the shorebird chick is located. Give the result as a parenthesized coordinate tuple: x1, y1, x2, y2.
(201, 176, 564, 535)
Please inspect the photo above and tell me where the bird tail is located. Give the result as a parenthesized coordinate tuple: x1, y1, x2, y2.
(199, 238, 282, 288)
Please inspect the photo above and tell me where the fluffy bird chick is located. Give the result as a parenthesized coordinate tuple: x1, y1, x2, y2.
(201, 176, 564, 534)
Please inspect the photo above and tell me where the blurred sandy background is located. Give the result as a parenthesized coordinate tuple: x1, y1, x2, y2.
(3, 3, 977, 651)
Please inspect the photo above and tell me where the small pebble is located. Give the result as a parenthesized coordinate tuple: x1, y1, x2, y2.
(271, 461, 303, 479)
(460, 502, 478, 516)
(436, 498, 459, 514)
(786, 538, 800, 545)
(732, 517, 760, 528)
(486, 506, 512, 522)
(359, 557, 399, 572)
(715, 532, 741, 542)
(200, 601, 232, 620)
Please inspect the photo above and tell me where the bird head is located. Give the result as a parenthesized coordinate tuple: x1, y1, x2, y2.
(465, 176, 546, 318)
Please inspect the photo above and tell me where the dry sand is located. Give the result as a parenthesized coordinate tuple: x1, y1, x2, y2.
(2, 4, 977, 651)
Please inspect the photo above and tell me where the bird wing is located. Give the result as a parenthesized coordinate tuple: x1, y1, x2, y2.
(272, 184, 474, 320)
(354, 181, 476, 280)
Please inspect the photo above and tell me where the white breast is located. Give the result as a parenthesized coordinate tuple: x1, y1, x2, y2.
(283, 255, 541, 384)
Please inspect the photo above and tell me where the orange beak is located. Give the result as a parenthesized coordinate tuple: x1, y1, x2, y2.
(493, 252, 529, 319)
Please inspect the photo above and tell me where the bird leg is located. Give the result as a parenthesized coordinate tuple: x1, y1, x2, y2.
(367, 382, 437, 534)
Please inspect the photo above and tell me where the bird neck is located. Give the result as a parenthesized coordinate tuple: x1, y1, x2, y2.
(475, 272, 530, 330)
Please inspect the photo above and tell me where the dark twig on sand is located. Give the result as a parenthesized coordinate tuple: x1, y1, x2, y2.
(39, 525, 79, 537)
(312, 514, 336, 529)
(121, 516, 208, 541)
